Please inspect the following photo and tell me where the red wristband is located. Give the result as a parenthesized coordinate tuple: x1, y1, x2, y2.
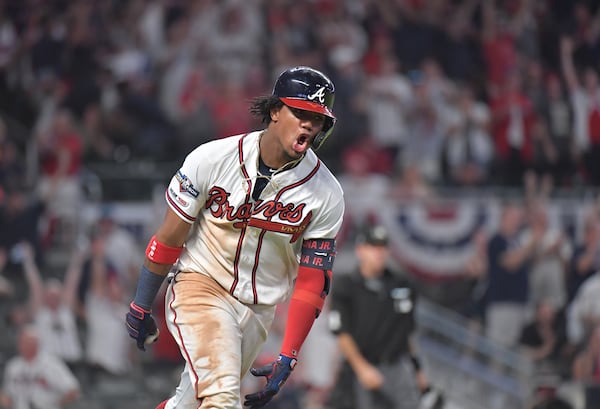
(145, 235, 183, 265)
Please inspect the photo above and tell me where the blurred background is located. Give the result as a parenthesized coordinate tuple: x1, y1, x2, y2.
(0, 0, 600, 408)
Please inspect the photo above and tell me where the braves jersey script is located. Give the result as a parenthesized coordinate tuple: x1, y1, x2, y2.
(166, 131, 345, 306)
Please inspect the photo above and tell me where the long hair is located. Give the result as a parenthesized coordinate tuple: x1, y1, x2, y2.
(249, 96, 283, 125)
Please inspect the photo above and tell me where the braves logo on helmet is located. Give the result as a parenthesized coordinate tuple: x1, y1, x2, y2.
(307, 86, 327, 104)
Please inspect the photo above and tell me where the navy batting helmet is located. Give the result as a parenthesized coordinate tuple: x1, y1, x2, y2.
(273, 66, 336, 150)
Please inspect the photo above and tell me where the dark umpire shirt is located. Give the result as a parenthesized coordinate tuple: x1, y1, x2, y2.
(328, 268, 417, 365)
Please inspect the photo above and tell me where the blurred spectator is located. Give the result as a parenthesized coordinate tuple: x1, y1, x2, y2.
(341, 137, 394, 177)
(560, 35, 600, 185)
(21, 242, 83, 366)
(566, 270, 600, 347)
(390, 162, 435, 202)
(0, 248, 13, 299)
(0, 325, 80, 409)
(202, 0, 263, 82)
(27, 7, 67, 84)
(534, 74, 575, 193)
(525, 60, 548, 116)
(481, 0, 518, 95)
(208, 77, 256, 139)
(80, 104, 116, 163)
(387, 1, 445, 71)
(316, 1, 369, 63)
(441, 85, 494, 186)
(53, 6, 103, 122)
(489, 71, 537, 187)
(269, 1, 321, 71)
(363, 52, 413, 166)
(519, 300, 569, 374)
(522, 200, 571, 311)
(567, 3, 600, 72)
(403, 73, 447, 182)
(336, 145, 392, 246)
(0, 117, 26, 190)
(159, 59, 217, 154)
(437, 0, 482, 83)
(79, 231, 131, 376)
(485, 201, 539, 348)
(525, 118, 560, 200)
(111, 77, 176, 160)
(362, 29, 395, 76)
(0, 5, 18, 71)
(512, 0, 541, 61)
(35, 108, 83, 245)
(323, 45, 366, 172)
(445, 228, 489, 320)
(137, 1, 167, 62)
(96, 209, 143, 294)
(568, 212, 600, 303)
(572, 325, 600, 409)
(0, 187, 45, 266)
(419, 58, 456, 110)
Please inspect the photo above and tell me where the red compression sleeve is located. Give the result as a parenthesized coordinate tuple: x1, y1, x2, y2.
(280, 265, 330, 358)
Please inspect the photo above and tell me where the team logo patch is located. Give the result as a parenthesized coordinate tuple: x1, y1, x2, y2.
(175, 170, 199, 197)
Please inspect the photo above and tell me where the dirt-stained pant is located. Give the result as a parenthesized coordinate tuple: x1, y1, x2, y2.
(163, 271, 275, 409)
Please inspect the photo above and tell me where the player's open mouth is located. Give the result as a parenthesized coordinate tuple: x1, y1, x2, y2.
(293, 134, 311, 153)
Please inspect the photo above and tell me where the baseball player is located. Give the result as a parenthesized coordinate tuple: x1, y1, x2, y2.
(125, 66, 345, 409)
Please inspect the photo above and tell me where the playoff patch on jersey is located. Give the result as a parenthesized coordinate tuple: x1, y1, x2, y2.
(300, 239, 336, 270)
(175, 170, 199, 197)
(166, 169, 202, 223)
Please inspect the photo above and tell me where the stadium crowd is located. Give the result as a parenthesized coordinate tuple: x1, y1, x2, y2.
(0, 0, 600, 408)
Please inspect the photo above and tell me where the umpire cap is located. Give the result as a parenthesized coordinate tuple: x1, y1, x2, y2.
(356, 224, 389, 246)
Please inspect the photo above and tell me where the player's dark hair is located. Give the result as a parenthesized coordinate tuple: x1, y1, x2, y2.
(250, 95, 283, 125)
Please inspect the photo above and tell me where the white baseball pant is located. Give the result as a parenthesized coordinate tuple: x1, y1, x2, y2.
(163, 271, 276, 409)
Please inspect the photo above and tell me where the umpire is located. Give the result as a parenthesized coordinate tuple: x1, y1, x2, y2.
(327, 223, 433, 409)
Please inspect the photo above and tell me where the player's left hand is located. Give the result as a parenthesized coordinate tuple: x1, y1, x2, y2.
(244, 354, 296, 408)
(125, 302, 159, 351)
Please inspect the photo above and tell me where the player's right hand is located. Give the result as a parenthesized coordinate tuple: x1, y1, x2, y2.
(244, 354, 296, 408)
(125, 302, 159, 351)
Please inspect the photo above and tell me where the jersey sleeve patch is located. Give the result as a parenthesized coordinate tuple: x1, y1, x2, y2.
(166, 169, 203, 223)
(300, 238, 336, 270)
(175, 170, 200, 197)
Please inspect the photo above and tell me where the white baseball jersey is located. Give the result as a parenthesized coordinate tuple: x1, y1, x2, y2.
(166, 131, 345, 306)
(2, 352, 79, 409)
